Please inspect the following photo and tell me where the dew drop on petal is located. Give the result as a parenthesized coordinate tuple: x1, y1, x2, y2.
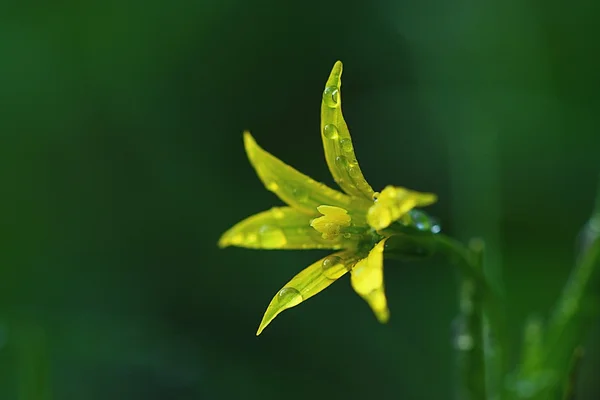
(291, 185, 309, 202)
(266, 181, 279, 192)
(348, 165, 361, 179)
(323, 124, 339, 140)
(258, 225, 287, 248)
(271, 207, 285, 219)
(335, 155, 349, 169)
(323, 86, 340, 108)
(340, 138, 353, 153)
(277, 287, 303, 308)
(321, 255, 344, 279)
(230, 233, 244, 245)
(245, 233, 258, 245)
(454, 334, 474, 351)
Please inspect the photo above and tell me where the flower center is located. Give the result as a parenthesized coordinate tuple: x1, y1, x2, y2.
(310, 205, 352, 240)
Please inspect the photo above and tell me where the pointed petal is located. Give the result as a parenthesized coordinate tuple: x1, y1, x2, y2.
(243, 132, 358, 215)
(256, 251, 360, 335)
(219, 207, 356, 250)
(320, 61, 374, 199)
(350, 239, 390, 323)
(367, 186, 437, 231)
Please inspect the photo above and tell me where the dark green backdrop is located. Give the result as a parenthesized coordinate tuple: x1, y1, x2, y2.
(1, 0, 599, 399)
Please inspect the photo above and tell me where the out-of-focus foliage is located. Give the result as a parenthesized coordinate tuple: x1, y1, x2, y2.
(1, 0, 599, 399)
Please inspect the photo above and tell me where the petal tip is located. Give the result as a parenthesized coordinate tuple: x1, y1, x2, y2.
(377, 309, 390, 324)
(327, 61, 343, 86)
(243, 130, 255, 149)
(243, 131, 261, 165)
(217, 231, 233, 248)
(421, 192, 438, 206)
(256, 313, 274, 336)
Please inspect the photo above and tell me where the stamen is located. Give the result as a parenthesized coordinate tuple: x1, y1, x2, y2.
(310, 205, 352, 240)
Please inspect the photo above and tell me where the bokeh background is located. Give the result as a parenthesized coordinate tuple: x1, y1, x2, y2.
(1, 0, 599, 399)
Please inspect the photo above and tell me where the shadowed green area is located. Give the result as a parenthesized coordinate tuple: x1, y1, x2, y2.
(1, 0, 599, 399)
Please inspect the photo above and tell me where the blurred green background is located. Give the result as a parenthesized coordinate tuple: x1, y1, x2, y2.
(1, 0, 599, 399)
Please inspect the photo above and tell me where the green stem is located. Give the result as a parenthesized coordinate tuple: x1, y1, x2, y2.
(385, 230, 506, 400)
(508, 176, 600, 400)
(454, 239, 486, 400)
(545, 178, 600, 371)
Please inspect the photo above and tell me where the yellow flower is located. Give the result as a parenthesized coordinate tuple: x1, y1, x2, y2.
(219, 61, 437, 335)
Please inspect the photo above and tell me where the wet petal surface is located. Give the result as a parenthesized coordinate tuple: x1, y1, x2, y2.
(244, 132, 356, 215)
(320, 61, 374, 199)
(256, 251, 361, 335)
(367, 186, 437, 231)
(219, 207, 355, 250)
(350, 239, 390, 323)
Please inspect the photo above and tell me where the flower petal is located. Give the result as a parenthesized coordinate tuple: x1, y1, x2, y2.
(350, 239, 390, 323)
(320, 61, 374, 199)
(256, 251, 361, 335)
(367, 186, 437, 231)
(243, 132, 359, 215)
(219, 207, 357, 250)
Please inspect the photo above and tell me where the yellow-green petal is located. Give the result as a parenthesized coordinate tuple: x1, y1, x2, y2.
(320, 61, 374, 199)
(243, 132, 357, 215)
(367, 185, 437, 231)
(350, 239, 389, 323)
(256, 251, 361, 335)
(219, 207, 355, 250)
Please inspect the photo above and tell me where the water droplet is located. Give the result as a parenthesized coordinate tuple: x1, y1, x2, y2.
(271, 207, 285, 219)
(245, 233, 258, 245)
(230, 233, 244, 245)
(343, 232, 352, 239)
(335, 155, 348, 169)
(291, 185, 308, 202)
(455, 334, 474, 350)
(372, 192, 380, 202)
(321, 255, 344, 279)
(410, 210, 431, 231)
(340, 138, 353, 153)
(323, 124, 339, 140)
(277, 287, 303, 308)
(258, 225, 287, 248)
(348, 166, 361, 179)
(266, 181, 279, 192)
(323, 86, 340, 108)
(404, 210, 442, 233)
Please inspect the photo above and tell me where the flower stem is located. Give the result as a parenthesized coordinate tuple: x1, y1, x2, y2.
(454, 239, 486, 400)
(384, 229, 506, 400)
